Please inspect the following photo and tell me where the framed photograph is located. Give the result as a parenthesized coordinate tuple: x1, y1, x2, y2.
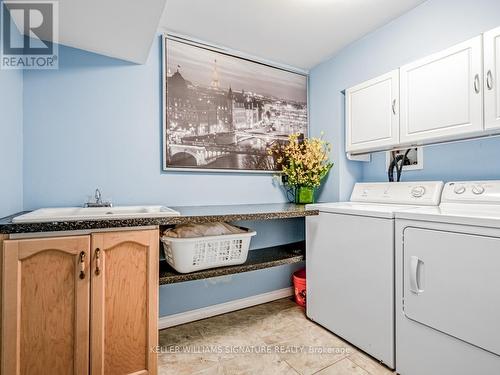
(162, 35, 308, 172)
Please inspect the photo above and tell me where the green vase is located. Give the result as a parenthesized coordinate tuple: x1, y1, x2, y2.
(295, 186, 315, 204)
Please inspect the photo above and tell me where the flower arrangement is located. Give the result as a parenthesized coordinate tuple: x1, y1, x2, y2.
(268, 133, 333, 204)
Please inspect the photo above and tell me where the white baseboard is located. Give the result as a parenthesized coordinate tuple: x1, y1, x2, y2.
(158, 287, 294, 329)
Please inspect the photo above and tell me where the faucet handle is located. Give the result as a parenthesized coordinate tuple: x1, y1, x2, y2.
(95, 188, 102, 204)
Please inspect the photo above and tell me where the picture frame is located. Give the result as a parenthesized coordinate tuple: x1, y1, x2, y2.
(162, 34, 309, 173)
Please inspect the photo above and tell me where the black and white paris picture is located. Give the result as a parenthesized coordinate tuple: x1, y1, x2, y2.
(163, 36, 308, 172)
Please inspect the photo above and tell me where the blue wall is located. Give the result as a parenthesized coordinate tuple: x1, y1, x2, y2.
(22, 40, 288, 209)
(0, 0, 23, 218)
(0, 69, 23, 218)
(363, 138, 500, 182)
(310, 0, 500, 198)
(0, 3, 23, 218)
(21, 38, 304, 316)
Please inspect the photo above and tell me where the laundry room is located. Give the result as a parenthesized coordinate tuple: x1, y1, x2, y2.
(1, 0, 500, 374)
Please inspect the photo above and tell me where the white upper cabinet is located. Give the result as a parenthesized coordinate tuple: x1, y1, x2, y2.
(399, 36, 484, 145)
(484, 26, 500, 131)
(346, 70, 400, 153)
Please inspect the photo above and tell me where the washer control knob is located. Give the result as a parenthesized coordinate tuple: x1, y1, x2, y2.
(454, 185, 466, 194)
(411, 186, 426, 198)
(472, 185, 485, 195)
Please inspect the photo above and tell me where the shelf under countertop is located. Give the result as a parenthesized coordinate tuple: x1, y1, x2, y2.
(159, 241, 305, 285)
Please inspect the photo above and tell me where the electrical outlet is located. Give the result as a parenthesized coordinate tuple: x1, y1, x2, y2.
(386, 147, 423, 171)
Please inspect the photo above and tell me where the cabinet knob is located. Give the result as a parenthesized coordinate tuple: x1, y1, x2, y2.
(392, 99, 397, 115)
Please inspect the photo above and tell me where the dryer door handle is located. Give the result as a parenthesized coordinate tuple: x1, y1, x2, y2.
(410, 256, 424, 294)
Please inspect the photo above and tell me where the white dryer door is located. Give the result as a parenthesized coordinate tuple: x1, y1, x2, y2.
(403, 228, 500, 356)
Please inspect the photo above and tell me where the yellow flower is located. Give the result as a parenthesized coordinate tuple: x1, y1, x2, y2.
(268, 133, 334, 188)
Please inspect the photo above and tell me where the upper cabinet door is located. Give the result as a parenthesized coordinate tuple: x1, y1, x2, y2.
(345, 70, 400, 153)
(400, 36, 484, 144)
(484, 26, 500, 131)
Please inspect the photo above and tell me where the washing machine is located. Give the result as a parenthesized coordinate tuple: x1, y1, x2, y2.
(306, 181, 443, 369)
(395, 181, 500, 375)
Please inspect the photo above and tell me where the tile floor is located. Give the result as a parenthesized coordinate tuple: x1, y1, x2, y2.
(158, 298, 395, 375)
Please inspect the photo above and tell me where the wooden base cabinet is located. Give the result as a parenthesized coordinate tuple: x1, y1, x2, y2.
(91, 230, 158, 375)
(2, 236, 91, 375)
(1, 229, 158, 375)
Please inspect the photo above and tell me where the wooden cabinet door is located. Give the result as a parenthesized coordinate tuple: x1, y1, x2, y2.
(484, 26, 500, 131)
(399, 36, 484, 144)
(2, 236, 90, 375)
(91, 230, 158, 375)
(345, 70, 400, 153)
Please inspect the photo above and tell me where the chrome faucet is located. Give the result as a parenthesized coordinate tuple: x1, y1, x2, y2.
(84, 188, 112, 208)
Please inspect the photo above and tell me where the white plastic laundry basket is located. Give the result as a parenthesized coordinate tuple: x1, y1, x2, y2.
(161, 227, 256, 273)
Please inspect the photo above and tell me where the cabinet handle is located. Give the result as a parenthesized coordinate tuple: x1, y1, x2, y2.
(474, 74, 481, 94)
(487, 70, 494, 90)
(95, 248, 101, 276)
(392, 99, 396, 115)
(79, 251, 86, 279)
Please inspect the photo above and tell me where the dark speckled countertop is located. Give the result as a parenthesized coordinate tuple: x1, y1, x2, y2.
(0, 203, 318, 234)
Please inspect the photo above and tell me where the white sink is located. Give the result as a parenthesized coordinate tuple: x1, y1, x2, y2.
(12, 206, 180, 223)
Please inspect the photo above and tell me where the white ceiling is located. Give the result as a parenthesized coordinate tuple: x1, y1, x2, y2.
(7, 0, 167, 64)
(161, 0, 427, 70)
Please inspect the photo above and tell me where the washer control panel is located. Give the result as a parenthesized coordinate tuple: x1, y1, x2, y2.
(453, 184, 466, 194)
(472, 185, 485, 195)
(351, 181, 444, 205)
(442, 181, 500, 203)
(411, 186, 426, 198)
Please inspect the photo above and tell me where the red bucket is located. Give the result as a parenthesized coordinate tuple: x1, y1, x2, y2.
(293, 268, 306, 307)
